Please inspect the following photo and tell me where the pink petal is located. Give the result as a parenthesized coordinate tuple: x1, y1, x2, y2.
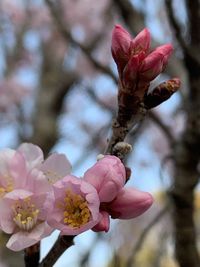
(109, 188, 153, 219)
(26, 168, 52, 194)
(0, 198, 16, 233)
(122, 55, 140, 89)
(9, 151, 27, 188)
(6, 222, 52, 251)
(17, 143, 44, 170)
(111, 24, 131, 74)
(83, 156, 126, 202)
(40, 153, 72, 184)
(130, 28, 150, 56)
(92, 211, 110, 232)
(6, 231, 37, 251)
(0, 149, 15, 180)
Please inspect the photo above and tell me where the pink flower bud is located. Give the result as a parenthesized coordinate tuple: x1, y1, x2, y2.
(139, 44, 173, 81)
(109, 188, 153, 219)
(130, 28, 151, 57)
(154, 44, 173, 71)
(111, 25, 132, 74)
(83, 155, 126, 203)
(122, 55, 140, 89)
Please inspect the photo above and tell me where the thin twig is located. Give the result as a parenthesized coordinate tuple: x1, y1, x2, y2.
(39, 236, 75, 267)
(24, 243, 40, 267)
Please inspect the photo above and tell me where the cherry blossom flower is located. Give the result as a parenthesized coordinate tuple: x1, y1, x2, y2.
(84, 155, 153, 232)
(47, 175, 100, 235)
(0, 180, 53, 251)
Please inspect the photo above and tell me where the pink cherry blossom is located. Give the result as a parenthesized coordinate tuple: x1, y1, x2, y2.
(47, 175, 100, 235)
(83, 155, 153, 232)
(0, 181, 53, 251)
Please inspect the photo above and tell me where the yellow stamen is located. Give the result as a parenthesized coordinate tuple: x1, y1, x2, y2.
(13, 197, 40, 231)
(61, 190, 91, 229)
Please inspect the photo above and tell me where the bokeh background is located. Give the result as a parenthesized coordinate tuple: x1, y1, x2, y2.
(0, 0, 200, 267)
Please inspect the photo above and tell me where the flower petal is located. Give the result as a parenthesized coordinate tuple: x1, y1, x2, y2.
(40, 153, 72, 184)
(109, 188, 153, 219)
(130, 28, 150, 56)
(17, 143, 44, 170)
(111, 24, 131, 74)
(6, 222, 52, 251)
(84, 156, 126, 202)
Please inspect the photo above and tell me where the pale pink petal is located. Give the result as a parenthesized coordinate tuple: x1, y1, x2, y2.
(83, 156, 126, 202)
(109, 188, 153, 219)
(0, 198, 16, 233)
(9, 151, 27, 188)
(92, 211, 110, 232)
(6, 222, 52, 251)
(26, 168, 52, 194)
(0, 149, 15, 179)
(6, 231, 37, 251)
(40, 153, 72, 184)
(17, 143, 44, 170)
(3, 189, 33, 200)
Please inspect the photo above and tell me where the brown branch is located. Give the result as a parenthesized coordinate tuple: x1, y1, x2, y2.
(24, 243, 40, 267)
(45, 0, 117, 83)
(39, 236, 75, 267)
(126, 203, 170, 267)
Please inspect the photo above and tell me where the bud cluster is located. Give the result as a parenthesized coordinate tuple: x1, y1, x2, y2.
(111, 25, 180, 121)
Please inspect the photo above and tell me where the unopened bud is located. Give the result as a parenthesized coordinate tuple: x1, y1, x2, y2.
(144, 78, 181, 109)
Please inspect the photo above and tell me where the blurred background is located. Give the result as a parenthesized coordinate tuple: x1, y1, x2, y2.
(0, 0, 200, 267)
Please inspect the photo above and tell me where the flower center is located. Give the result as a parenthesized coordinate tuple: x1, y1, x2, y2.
(13, 197, 39, 231)
(63, 190, 91, 228)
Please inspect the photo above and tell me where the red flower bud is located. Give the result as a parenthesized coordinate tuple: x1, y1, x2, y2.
(111, 25, 131, 75)
(130, 28, 151, 57)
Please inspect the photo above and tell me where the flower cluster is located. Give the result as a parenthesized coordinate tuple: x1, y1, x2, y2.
(0, 143, 153, 251)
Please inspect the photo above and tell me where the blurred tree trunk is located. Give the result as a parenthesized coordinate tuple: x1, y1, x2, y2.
(166, 1, 200, 266)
